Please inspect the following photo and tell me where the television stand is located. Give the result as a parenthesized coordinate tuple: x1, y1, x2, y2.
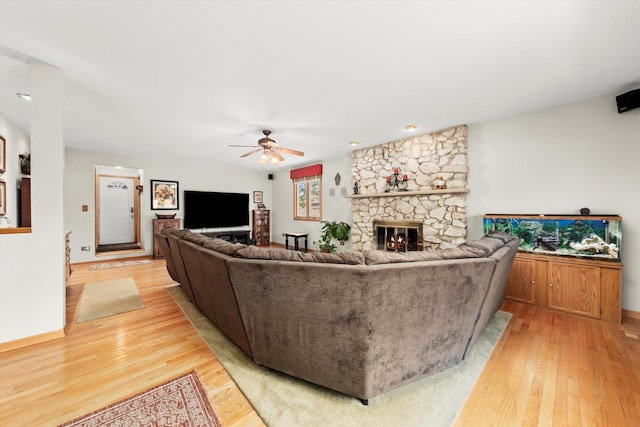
(201, 230, 250, 245)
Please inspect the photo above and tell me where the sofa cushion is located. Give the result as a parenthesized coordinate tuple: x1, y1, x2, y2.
(364, 250, 442, 265)
(236, 245, 364, 264)
(487, 230, 516, 243)
(267, 249, 316, 262)
(310, 251, 365, 265)
(235, 245, 271, 259)
(465, 236, 504, 256)
(236, 246, 315, 262)
(203, 238, 247, 256)
(162, 227, 190, 238)
(436, 243, 486, 259)
(182, 232, 209, 245)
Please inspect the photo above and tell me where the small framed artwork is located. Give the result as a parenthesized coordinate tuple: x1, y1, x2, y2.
(151, 179, 179, 210)
(257, 203, 266, 209)
(0, 180, 6, 216)
(253, 191, 263, 204)
(0, 135, 6, 173)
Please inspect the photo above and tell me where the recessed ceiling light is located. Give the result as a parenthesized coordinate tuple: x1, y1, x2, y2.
(349, 141, 360, 146)
(404, 124, 418, 131)
(16, 93, 31, 100)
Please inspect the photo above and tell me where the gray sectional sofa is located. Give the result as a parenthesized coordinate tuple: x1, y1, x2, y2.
(155, 227, 519, 404)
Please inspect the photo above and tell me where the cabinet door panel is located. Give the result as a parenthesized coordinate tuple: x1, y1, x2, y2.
(506, 258, 536, 304)
(548, 263, 600, 319)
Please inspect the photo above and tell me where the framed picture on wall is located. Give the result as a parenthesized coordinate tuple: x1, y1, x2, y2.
(0, 135, 6, 173)
(151, 179, 179, 210)
(0, 180, 6, 215)
(253, 191, 263, 204)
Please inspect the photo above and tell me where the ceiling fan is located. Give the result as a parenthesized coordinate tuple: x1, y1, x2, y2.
(230, 130, 304, 164)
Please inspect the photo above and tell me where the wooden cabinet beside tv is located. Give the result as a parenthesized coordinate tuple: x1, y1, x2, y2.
(506, 253, 622, 323)
(153, 218, 181, 259)
(252, 209, 270, 246)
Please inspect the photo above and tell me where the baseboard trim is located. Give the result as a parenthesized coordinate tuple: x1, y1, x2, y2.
(0, 329, 66, 353)
(622, 309, 640, 321)
(71, 254, 153, 267)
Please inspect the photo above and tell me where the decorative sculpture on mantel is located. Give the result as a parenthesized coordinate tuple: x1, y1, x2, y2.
(385, 168, 408, 192)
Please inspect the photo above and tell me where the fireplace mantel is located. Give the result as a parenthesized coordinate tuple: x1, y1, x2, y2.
(345, 188, 469, 199)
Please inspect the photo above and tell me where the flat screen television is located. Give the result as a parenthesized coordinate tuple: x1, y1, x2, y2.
(184, 190, 249, 229)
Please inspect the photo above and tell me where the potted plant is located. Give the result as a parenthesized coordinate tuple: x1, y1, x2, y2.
(314, 220, 351, 253)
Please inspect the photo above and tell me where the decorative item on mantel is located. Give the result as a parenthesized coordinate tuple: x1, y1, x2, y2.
(385, 168, 408, 192)
(19, 152, 30, 175)
(353, 181, 359, 195)
(433, 176, 446, 190)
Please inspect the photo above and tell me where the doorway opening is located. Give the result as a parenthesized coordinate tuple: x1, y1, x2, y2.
(95, 165, 144, 255)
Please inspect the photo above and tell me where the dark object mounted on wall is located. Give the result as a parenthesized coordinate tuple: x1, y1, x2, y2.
(616, 88, 640, 113)
(268, 173, 273, 180)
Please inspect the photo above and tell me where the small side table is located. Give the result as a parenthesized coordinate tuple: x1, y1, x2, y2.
(283, 232, 309, 252)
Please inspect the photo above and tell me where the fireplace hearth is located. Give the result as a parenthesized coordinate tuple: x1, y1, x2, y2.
(374, 220, 423, 252)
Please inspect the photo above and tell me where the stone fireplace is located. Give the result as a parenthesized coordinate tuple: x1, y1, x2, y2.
(350, 125, 469, 252)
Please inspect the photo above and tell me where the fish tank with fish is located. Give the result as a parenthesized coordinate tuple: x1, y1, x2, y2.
(483, 214, 622, 261)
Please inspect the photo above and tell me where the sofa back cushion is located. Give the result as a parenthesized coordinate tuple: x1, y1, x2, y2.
(487, 230, 516, 244)
(310, 251, 365, 265)
(436, 243, 486, 259)
(364, 250, 442, 265)
(203, 238, 247, 256)
(235, 245, 364, 264)
(182, 232, 209, 245)
(465, 236, 505, 256)
(162, 227, 190, 238)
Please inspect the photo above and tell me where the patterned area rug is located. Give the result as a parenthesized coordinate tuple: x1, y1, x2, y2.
(89, 259, 152, 270)
(58, 370, 223, 427)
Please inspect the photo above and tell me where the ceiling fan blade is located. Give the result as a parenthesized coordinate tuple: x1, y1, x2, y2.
(240, 148, 263, 158)
(230, 144, 259, 148)
(272, 150, 285, 162)
(278, 147, 305, 156)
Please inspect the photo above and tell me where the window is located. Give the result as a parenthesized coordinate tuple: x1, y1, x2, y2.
(290, 164, 322, 221)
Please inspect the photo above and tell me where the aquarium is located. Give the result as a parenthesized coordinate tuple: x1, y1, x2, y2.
(483, 214, 622, 261)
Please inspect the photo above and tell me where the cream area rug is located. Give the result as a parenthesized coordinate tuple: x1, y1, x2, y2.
(167, 285, 512, 427)
(77, 277, 145, 322)
(89, 259, 152, 270)
(58, 370, 223, 427)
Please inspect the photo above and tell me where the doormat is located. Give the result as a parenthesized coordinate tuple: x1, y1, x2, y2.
(77, 277, 145, 322)
(89, 259, 152, 270)
(58, 370, 223, 427)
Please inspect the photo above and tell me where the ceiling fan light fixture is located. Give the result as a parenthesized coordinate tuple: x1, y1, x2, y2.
(233, 129, 304, 163)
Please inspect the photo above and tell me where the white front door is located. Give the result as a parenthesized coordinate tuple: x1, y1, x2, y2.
(99, 176, 135, 244)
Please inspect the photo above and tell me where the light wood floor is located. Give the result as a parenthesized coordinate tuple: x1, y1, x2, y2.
(1, 258, 639, 426)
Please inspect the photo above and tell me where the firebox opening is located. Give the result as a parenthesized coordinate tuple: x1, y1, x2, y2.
(374, 220, 423, 252)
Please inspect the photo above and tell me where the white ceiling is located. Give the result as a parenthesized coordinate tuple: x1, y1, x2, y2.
(1, 1, 639, 171)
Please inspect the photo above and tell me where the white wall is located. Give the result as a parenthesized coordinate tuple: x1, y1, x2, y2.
(271, 155, 353, 251)
(467, 93, 640, 311)
(65, 148, 271, 263)
(0, 61, 65, 343)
